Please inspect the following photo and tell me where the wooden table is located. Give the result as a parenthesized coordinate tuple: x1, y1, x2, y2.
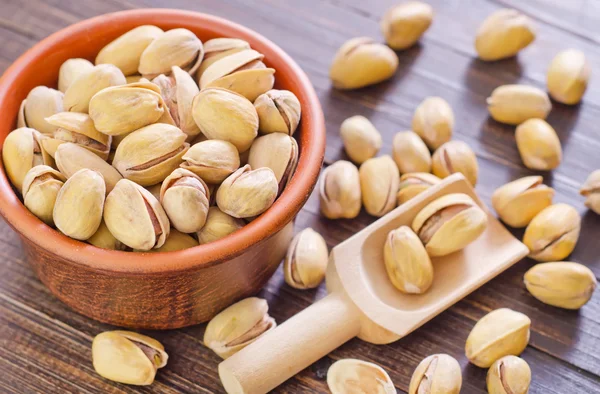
(1, 0, 599, 392)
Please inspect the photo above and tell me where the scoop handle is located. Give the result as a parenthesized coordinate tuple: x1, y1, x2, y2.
(218, 291, 361, 394)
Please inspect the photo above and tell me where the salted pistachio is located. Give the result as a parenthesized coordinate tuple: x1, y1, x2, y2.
(21, 165, 66, 226)
(192, 87, 258, 152)
(113, 123, 190, 186)
(339, 115, 382, 164)
(547, 49, 591, 105)
(465, 308, 530, 368)
(397, 173, 441, 205)
(327, 359, 395, 394)
(359, 155, 399, 217)
(17, 86, 64, 134)
(516, 119, 562, 171)
(88, 220, 128, 251)
(2, 127, 53, 192)
(204, 297, 276, 359)
(492, 176, 554, 228)
(487, 84, 551, 125)
(475, 9, 535, 61)
(487, 356, 531, 394)
(181, 140, 240, 184)
(92, 330, 168, 386)
(384, 226, 433, 294)
(432, 140, 479, 186)
(330, 37, 399, 90)
(284, 228, 328, 289)
(319, 161, 362, 219)
(580, 170, 600, 214)
(197, 207, 245, 244)
(381, 2, 433, 50)
(96, 25, 164, 76)
(53, 168, 105, 240)
(196, 38, 250, 81)
(139, 28, 203, 79)
(63, 64, 126, 113)
(216, 165, 278, 218)
(408, 354, 462, 394)
(160, 168, 210, 233)
(58, 58, 94, 93)
(46, 112, 111, 160)
(412, 96, 454, 150)
(392, 131, 432, 174)
(248, 133, 298, 194)
(412, 193, 487, 257)
(254, 89, 301, 136)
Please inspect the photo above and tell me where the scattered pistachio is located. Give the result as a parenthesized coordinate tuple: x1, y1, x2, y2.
(319, 160, 362, 219)
(492, 176, 555, 228)
(284, 228, 328, 289)
(412, 96, 454, 150)
(475, 9, 535, 61)
(432, 140, 479, 186)
(327, 359, 395, 394)
(359, 155, 399, 217)
(580, 170, 600, 214)
(339, 115, 382, 164)
(547, 49, 590, 105)
(408, 354, 462, 394)
(487, 84, 551, 125)
(392, 131, 432, 174)
(381, 2, 433, 50)
(515, 119, 562, 171)
(486, 356, 531, 394)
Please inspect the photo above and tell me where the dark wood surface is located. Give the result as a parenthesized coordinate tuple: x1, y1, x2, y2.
(1, 0, 599, 393)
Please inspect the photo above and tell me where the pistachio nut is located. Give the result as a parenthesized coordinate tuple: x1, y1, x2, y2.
(487, 356, 531, 394)
(487, 84, 551, 125)
(432, 140, 479, 186)
(392, 131, 432, 174)
(63, 64, 126, 113)
(330, 37, 399, 90)
(384, 226, 433, 294)
(18, 86, 64, 134)
(248, 133, 298, 194)
(92, 330, 168, 386)
(359, 155, 399, 217)
(381, 2, 433, 50)
(22, 165, 66, 226)
(254, 89, 301, 136)
(181, 140, 240, 184)
(197, 207, 245, 244)
(319, 161, 362, 219)
(160, 168, 210, 233)
(475, 9, 535, 61)
(580, 169, 600, 214)
(524, 262, 596, 310)
(547, 49, 591, 105)
(58, 58, 94, 93)
(88, 220, 128, 251)
(397, 172, 441, 205)
(113, 123, 190, 186)
(53, 168, 105, 240)
(192, 87, 258, 152)
(145, 229, 199, 252)
(46, 112, 111, 160)
(339, 115, 382, 164)
(412, 96, 454, 150)
(2, 127, 52, 192)
(96, 25, 164, 76)
(408, 354, 462, 394)
(104, 179, 170, 250)
(492, 176, 554, 228)
(515, 119, 562, 171)
(327, 359, 395, 394)
(284, 228, 328, 289)
(465, 308, 531, 368)
(412, 193, 487, 257)
(216, 165, 278, 218)
(196, 38, 250, 81)
(204, 297, 276, 359)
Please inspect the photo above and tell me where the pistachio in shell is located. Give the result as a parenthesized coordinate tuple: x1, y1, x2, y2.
(46, 112, 111, 160)
(339, 115, 382, 164)
(432, 140, 479, 186)
(2, 127, 53, 192)
(196, 38, 251, 81)
(408, 354, 462, 394)
(381, 2, 433, 50)
(160, 168, 210, 233)
(197, 207, 245, 244)
(284, 228, 328, 290)
(327, 359, 395, 394)
(359, 155, 400, 217)
(216, 165, 278, 218)
(18, 86, 64, 134)
(319, 160, 362, 219)
(487, 84, 551, 125)
(248, 133, 298, 194)
(88, 220, 128, 251)
(147, 229, 199, 253)
(254, 89, 301, 136)
(492, 176, 554, 228)
(181, 139, 240, 184)
(547, 49, 591, 105)
(58, 58, 94, 93)
(63, 64, 126, 113)
(515, 119, 562, 171)
(392, 131, 432, 174)
(580, 169, 600, 214)
(22, 165, 66, 226)
(475, 9, 536, 61)
(486, 356, 531, 394)
(397, 172, 441, 205)
(412, 96, 454, 150)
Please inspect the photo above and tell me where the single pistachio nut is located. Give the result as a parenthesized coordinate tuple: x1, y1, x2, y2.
(58, 58, 94, 93)
(92, 330, 168, 386)
(432, 140, 479, 186)
(181, 140, 240, 184)
(88, 220, 128, 251)
(196, 38, 250, 81)
(524, 262, 596, 310)
(330, 37, 399, 90)
(408, 354, 462, 394)
(216, 165, 278, 218)
(515, 119, 562, 171)
(104, 179, 170, 251)
(139, 28, 204, 79)
(197, 207, 245, 244)
(319, 161, 362, 219)
(487, 356, 531, 394)
(547, 49, 591, 105)
(412, 96, 454, 150)
(392, 131, 432, 174)
(397, 172, 441, 205)
(412, 193, 487, 257)
(63, 64, 126, 113)
(359, 155, 399, 217)
(339, 115, 382, 164)
(254, 89, 301, 136)
(327, 359, 395, 394)
(465, 308, 531, 368)
(580, 170, 600, 214)
(18, 86, 64, 134)
(487, 84, 551, 125)
(204, 297, 276, 359)
(475, 9, 535, 61)
(492, 176, 554, 228)
(284, 228, 328, 289)
(248, 133, 298, 194)
(46, 112, 111, 160)
(381, 2, 433, 50)
(146, 229, 198, 252)
(22, 165, 66, 226)
(384, 226, 433, 294)
(160, 168, 210, 233)
(2, 127, 53, 192)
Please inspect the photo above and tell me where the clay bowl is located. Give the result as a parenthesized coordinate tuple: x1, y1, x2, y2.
(0, 9, 325, 329)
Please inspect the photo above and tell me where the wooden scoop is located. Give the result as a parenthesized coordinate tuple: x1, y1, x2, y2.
(219, 174, 529, 394)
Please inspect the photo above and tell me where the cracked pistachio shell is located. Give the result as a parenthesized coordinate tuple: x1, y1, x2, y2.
(58, 58, 94, 93)
(284, 228, 328, 289)
(191, 87, 258, 152)
(146, 229, 198, 253)
(487, 84, 551, 125)
(113, 123, 190, 186)
(248, 133, 298, 194)
(327, 359, 395, 394)
(139, 28, 204, 79)
(320, 161, 362, 219)
(53, 168, 105, 240)
(330, 37, 399, 90)
(18, 86, 64, 134)
(216, 165, 278, 218)
(88, 220, 128, 251)
(580, 170, 600, 214)
(547, 49, 591, 105)
(397, 172, 441, 205)
(2, 127, 52, 192)
(197, 207, 244, 244)
(516, 119, 562, 171)
(359, 155, 399, 217)
(46, 112, 111, 160)
(92, 330, 168, 386)
(196, 38, 250, 81)
(204, 297, 276, 359)
(339, 115, 382, 164)
(412, 193, 487, 257)
(492, 176, 554, 228)
(523, 204, 580, 261)
(432, 140, 479, 186)
(487, 356, 531, 394)
(63, 64, 126, 113)
(392, 131, 432, 174)
(181, 140, 240, 184)
(22, 165, 66, 226)
(408, 354, 462, 394)
(475, 9, 535, 61)
(96, 25, 164, 76)
(381, 2, 433, 50)
(412, 96, 454, 150)
(160, 168, 210, 233)
(254, 89, 301, 136)
(104, 179, 170, 251)
(465, 308, 531, 368)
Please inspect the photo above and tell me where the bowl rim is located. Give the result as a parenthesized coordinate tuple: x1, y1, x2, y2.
(0, 8, 325, 274)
